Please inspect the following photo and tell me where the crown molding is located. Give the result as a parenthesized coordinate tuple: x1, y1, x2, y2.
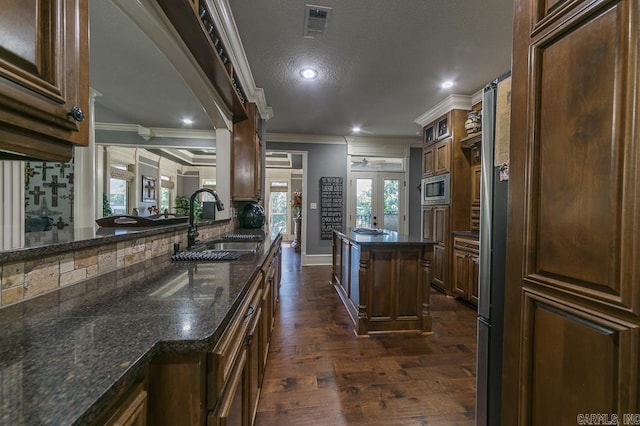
(156, 148, 217, 166)
(414, 94, 472, 127)
(208, 0, 274, 120)
(471, 89, 483, 106)
(266, 133, 347, 144)
(266, 132, 422, 146)
(95, 122, 215, 140)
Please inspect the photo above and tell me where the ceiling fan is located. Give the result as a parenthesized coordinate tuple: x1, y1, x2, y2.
(351, 157, 387, 168)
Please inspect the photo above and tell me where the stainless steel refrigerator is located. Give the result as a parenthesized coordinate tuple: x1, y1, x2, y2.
(476, 72, 510, 426)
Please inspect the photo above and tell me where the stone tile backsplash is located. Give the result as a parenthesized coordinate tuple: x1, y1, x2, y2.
(0, 221, 234, 307)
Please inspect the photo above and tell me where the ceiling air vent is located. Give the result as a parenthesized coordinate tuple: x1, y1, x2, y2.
(304, 5, 332, 38)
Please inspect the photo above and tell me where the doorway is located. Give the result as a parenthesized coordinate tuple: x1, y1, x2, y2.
(264, 152, 306, 256)
(350, 172, 404, 232)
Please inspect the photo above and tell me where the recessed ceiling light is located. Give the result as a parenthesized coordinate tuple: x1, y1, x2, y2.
(352, 126, 361, 133)
(300, 68, 318, 79)
(441, 81, 454, 89)
(182, 118, 193, 125)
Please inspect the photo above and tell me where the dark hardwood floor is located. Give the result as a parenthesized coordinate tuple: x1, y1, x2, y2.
(255, 244, 478, 425)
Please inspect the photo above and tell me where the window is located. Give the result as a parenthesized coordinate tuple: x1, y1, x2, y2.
(109, 163, 135, 215)
(109, 177, 128, 215)
(160, 176, 172, 213)
(268, 181, 288, 234)
(350, 156, 404, 172)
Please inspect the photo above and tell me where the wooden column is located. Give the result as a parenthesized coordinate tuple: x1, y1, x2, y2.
(0, 161, 25, 250)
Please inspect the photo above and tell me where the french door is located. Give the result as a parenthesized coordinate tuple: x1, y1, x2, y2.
(350, 172, 404, 232)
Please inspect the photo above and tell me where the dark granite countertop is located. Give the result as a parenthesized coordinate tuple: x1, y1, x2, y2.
(0, 228, 280, 425)
(0, 219, 231, 263)
(334, 228, 435, 245)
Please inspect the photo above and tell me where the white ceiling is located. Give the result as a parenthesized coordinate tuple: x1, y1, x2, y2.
(90, 0, 514, 142)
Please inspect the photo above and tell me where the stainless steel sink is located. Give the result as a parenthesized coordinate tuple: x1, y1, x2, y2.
(203, 240, 261, 252)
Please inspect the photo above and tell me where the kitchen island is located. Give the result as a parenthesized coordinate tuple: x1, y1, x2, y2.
(332, 228, 435, 336)
(0, 228, 281, 425)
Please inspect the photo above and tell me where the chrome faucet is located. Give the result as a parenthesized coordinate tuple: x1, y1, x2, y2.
(187, 188, 224, 249)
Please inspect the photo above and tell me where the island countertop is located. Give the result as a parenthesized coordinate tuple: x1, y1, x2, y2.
(0, 229, 280, 425)
(334, 228, 435, 245)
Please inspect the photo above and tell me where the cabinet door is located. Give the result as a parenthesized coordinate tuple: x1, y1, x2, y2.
(0, 0, 89, 161)
(432, 244, 445, 290)
(341, 239, 350, 294)
(471, 165, 482, 204)
(471, 164, 481, 231)
(209, 278, 260, 408)
(452, 249, 469, 298)
(422, 145, 435, 177)
(247, 305, 261, 426)
(435, 114, 450, 140)
(434, 139, 451, 175)
(232, 102, 260, 201)
(104, 382, 148, 426)
(469, 252, 479, 305)
(209, 349, 247, 426)
(422, 207, 434, 241)
(260, 269, 273, 385)
(433, 206, 449, 246)
(332, 234, 343, 286)
(504, 0, 640, 422)
(424, 124, 435, 144)
(148, 353, 206, 426)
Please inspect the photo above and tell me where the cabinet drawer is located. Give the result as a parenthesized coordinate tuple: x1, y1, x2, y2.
(453, 236, 479, 253)
(208, 274, 262, 409)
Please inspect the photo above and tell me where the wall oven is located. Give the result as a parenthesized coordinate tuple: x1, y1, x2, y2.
(421, 173, 450, 205)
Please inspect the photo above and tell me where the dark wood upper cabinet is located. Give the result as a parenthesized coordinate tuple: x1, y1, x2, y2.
(0, 0, 89, 162)
(232, 102, 262, 202)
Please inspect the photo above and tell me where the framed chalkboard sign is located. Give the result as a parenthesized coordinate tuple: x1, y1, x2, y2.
(320, 177, 343, 239)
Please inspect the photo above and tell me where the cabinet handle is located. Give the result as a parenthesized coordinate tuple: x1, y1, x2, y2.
(244, 305, 255, 319)
(245, 334, 253, 346)
(68, 106, 85, 122)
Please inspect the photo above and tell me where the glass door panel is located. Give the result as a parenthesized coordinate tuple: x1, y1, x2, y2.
(382, 177, 400, 232)
(355, 177, 373, 227)
(269, 191, 287, 234)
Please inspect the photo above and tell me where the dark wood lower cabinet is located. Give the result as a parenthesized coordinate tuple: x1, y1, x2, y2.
(452, 235, 479, 305)
(147, 238, 281, 426)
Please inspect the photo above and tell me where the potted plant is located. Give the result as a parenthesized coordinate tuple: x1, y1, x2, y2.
(175, 195, 201, 218)
(291, 192, 302, 218)
(102, 194, 113, 217)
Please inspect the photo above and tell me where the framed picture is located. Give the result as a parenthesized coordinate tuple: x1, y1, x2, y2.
(437, 115, 449, 139)
(141, 175, 157, 202)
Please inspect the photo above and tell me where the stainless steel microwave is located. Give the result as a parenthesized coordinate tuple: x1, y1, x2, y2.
(421, 173, 450, 205)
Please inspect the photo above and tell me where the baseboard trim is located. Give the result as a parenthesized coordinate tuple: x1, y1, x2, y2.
(301, 253, 332, 266)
